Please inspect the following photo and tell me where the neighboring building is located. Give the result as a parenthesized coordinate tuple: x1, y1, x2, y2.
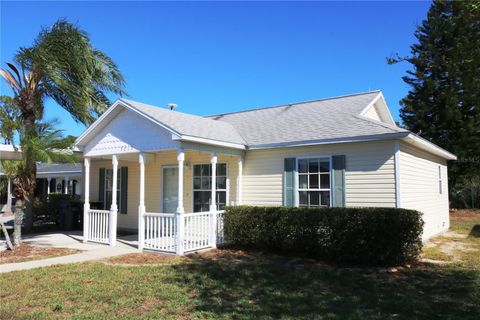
(34, 163, 83, 198)
(0, 162, 83, 213)
(73, 90, 455, 254)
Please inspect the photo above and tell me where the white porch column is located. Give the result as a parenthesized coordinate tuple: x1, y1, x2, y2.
(209, 153, 218, 248)
(237, 156, 243, 205)
(63, 177, 68, 194)
(6, 177, 12, 213)
(109, 155, 118, 246)
(47, 177, 51, 196)
(210, 153, 218, 211)
(175, 148, 185, 255)
(138, 152, 146, 251)
(83, 158, 90, 243)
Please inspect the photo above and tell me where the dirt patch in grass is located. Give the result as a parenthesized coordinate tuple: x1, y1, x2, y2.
(450, 209, 480, 218)
(0, 245, 79, 264)
(423, 236, 478, 262)
(103, 252, 178, 265)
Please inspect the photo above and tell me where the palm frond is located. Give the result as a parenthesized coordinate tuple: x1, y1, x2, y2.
(0, 68, 21, 92)
(14, 19, 127, 126)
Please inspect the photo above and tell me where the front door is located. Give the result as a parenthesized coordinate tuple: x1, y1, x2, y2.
(162, 166, 178, 213)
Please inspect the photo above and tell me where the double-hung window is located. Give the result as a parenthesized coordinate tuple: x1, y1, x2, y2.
(298, 158, 331, 207)
(104, 168, 121, 211)
(193, 163, 227, 212)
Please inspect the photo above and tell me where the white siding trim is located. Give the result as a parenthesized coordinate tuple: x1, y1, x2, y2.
(394, 142, 401, 208)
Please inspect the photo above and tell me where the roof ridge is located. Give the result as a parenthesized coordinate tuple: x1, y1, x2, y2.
(206, 90, 381, 119)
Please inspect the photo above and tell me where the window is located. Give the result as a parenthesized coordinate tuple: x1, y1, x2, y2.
(438, 166, 442, 194)
(193, 163, 227, 212)
(298, 158, 331, 207)
(104, 169, 121, 211)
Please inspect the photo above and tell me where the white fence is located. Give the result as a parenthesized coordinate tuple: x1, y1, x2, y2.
(184, 212, 212, 252)
(143, 212, 176, 253)
(141, 210, 225, 254)
(86, 209, 226, 254)
(87, 209, 110, 244)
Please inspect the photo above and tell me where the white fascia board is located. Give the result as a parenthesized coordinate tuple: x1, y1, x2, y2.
(173, 134, 246, 150)
(248, 132, 410, 150)
(75, 100, 182, 147)
(359, 92, 396, 126)
(359, 92, 382, 116)
(402, 134, 457, 160)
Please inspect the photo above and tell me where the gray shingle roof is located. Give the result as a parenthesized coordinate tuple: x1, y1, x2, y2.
(207, 91, 407, 147)
(113, 92, 407, 149)
(36, 163, 82, 174)
(120, 99, 247, 145)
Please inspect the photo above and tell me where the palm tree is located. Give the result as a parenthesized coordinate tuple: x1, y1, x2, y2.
(0, 19, 126, 245)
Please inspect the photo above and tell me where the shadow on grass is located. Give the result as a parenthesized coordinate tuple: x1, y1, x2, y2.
(468, 225, 480, 238)
(169, 254, 480, 319)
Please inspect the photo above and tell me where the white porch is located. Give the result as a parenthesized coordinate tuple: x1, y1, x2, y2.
(82, 147, 241, 255)
(75, 99, 246, 255)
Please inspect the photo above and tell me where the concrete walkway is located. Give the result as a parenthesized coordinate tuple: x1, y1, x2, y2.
(1, 232, 139, 273)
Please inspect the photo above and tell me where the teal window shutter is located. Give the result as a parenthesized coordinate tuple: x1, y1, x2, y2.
(283, 158, 296, 207)
(332, 155, 346, 207)
(120, 167, 128, 214)
(99, 168, 105, 209)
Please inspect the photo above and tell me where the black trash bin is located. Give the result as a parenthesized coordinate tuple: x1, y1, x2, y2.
(58, 199, 73, 231)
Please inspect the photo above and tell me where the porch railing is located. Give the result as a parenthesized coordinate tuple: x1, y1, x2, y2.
(143, 212, 176, 253)
(184, 212, 212, 252)
(86, 209, 110, 244)
(141, 210, 226, 254)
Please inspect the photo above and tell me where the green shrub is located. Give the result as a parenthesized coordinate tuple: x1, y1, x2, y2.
(224, 206, 424, 266)
(32, 194, 80, 226)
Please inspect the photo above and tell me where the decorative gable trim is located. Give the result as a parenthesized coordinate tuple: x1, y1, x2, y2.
(359, 92, 396, 126)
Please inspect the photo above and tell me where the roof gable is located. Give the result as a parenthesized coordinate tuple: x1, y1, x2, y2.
(84, 108, 179, 157)
(76, 100, 246, 150)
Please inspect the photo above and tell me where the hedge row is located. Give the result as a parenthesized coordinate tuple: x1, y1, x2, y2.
(223, 206, 424, 266)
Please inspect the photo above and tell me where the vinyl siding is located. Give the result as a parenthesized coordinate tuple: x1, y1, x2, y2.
(363, 105, 382, 122)
(399, 142, 449, 240)
(88, 151, 239, 230)
(242, 141, 397, 207)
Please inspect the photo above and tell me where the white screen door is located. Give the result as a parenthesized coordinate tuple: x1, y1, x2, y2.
(162, 167, 178, 213)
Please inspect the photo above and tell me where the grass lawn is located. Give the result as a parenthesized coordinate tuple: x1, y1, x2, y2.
(1, 212, 480, 319)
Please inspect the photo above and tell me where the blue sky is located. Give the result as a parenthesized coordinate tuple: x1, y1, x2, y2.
(1, 1, 430, 137)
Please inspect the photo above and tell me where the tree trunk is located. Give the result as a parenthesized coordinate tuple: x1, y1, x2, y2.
(13, 198, 24, 246)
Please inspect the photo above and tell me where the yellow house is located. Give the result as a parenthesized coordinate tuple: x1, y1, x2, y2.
(75, 91, 456, 255)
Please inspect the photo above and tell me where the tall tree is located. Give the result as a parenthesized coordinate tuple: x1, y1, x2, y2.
(0, 19, 126, 245)
(389, 0, 480, 204)
(0, 96, 20, 144)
